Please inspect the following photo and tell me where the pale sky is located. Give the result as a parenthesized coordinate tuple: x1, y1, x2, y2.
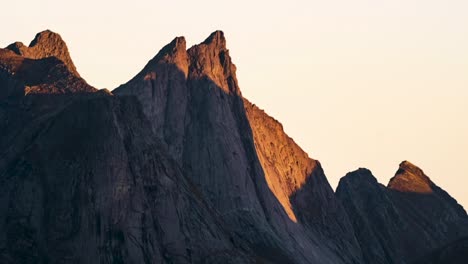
(2, 0, 467, 208)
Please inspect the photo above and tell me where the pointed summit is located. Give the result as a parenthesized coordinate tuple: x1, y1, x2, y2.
(144, 36, 189, 77)
(388, 160, 433, 193)
(29, 30, 63, 46)
(188, 30, 239, 94)
(152, 36, 187, 60)
(5, 29, 79, 76)
(201, 30, 226, 49)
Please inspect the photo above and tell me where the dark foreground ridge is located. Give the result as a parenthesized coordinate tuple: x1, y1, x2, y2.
(0, 30, 467, 264)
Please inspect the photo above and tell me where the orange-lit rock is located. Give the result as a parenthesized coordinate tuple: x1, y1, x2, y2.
(244, 99, 316, 222)
(388, 160, 433, 193)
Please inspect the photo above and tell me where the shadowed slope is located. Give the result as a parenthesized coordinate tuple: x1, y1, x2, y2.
(0, 95, 252, 263)
(413, 236, 468, 264)
(336, 162, 468, 264)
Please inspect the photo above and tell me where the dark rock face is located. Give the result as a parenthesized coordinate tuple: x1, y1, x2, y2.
(115, 30, 363, 263)
(413, 236, 468, 264)
(0, 95, 251, 263)
(2, 30, 468, 264)
(336, 163, 468, 264)
(114, 36, 189, 161)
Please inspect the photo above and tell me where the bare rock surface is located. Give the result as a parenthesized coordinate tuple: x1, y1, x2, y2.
(413, 236, 468, 264)
(0, 31, 95, 99)
(6, 30, 80, 76)
(2, 29, 468, 264)
(244, 99, 363, 263)
(0, 94, 252, 264)
(336, 162, 468, 264)
(115, 30, 363, 263)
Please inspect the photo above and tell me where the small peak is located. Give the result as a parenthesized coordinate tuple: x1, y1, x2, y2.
(388, 160, 433, 193)
(5, 42, 26, 55)
(201, 30, 226, 49)
(187, 30, 239, 94)
(336, 168, 381, 195)
(398, 160, 423, 174)
(144, 36, 189, 77)
(5, 29, 80, 76)
(30, 30, 65, 47)
(159, 36, 187, 56)
(341, 168, 378, 185)
(173, 36, 186, 48)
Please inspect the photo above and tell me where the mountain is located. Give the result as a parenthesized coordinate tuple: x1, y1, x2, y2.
(336, 161, 468, 264)
(1, 30, 467, 264)
(115, 31, 363, 263)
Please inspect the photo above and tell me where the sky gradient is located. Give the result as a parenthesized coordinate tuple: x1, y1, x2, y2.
(2, 0, 467, 207)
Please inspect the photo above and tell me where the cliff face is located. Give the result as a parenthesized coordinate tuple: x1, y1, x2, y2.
(115, 31, 363, 263)
(243, 99, 363, 262)
(0, 95, 252, 263)
(336, 162, 468, 264)
(1, 30, 468, 264)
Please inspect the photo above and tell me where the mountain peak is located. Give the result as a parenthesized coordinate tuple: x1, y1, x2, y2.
(30, 30, 63, 46)
(387, 160, 433, 193)
(201, 30, 226, 49)
(398, 160, 424, 174)
(5, 29, 79, 76)
(143, 35, 189, 77)
(337, 168, 380, 190)
(187, 30, 238, 94)
(157, 36, 187, 57)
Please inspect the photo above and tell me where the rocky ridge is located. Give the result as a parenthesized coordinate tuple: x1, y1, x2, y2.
(1, 30, 467, 264)
(336, 162, 468, 264)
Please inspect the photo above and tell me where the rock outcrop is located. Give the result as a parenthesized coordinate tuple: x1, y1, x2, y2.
(6, 30, 79, 76)
(336, 162, 468, 264)
(0, 31, 95, 100)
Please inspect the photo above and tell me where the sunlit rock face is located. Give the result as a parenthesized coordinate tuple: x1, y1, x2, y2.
(388, 160, 434, 193)
(336, 163, 468, 264)
(243, 98, 316, 222)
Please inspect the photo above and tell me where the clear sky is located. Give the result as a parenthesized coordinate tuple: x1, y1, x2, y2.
(2, 0, 467, 208)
